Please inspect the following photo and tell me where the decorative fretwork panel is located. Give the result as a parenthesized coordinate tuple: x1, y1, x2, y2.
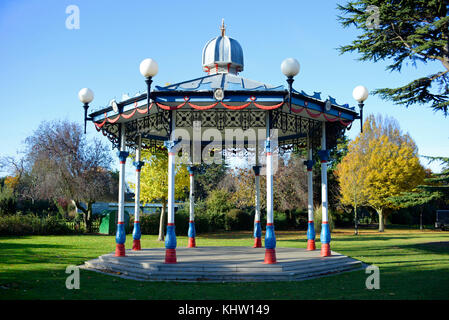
(201, 112, 216, 127)
(250, 111, 265, 127)
(225, 112, 241, 127)
(176, 111, 192, 128)
(96, 107, 347, 153)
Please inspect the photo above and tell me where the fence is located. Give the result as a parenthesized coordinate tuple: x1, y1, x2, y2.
(66, 219, 101, 233)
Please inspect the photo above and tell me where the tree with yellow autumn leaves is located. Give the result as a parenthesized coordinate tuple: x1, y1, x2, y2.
(131, 149, 189, 241)
(336, 115, 426, 232)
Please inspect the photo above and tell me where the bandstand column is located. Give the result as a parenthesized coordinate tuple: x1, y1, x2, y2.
(164, 111, 177, 263)
(252, 163, 262, 248)
(132, 135, 144, 251)
(264, 112, 276, 264)
(187, 166, 196, 248)
(305, 144, 316, 250)
(115, 123, 129, 257)
(319, 122, 331, 257)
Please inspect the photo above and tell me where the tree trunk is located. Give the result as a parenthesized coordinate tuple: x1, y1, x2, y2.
(420, 208, 423, 231)
(158, 199, 166, 241)
(75, 200, 89, 233)
(86, 201, 93, 233)
(354, 204, 358, 235)
(378, 208, 385, 232)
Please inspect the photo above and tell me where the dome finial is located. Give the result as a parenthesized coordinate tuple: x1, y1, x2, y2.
(220, 18, 226, 37)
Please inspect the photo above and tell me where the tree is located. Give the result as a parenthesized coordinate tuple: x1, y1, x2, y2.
(137, 149, 189, 241)
(388, 190, 442, 230)
(24, 120, 114, 231)
(218, 166, 266, 211)
(421, 156, 449, 196)
(338, 0, 449, 115)
(337, 114, 426, 232)
(194, 162, 228, 201)
(274, 154, 308, 222)
(389, 156, 449, 228)
(335, 140, 369, 235)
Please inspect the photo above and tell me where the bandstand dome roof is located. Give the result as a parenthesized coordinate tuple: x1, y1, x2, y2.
(202, 20, 244, 75)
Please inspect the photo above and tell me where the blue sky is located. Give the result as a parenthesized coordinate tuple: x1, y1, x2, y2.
(1, 0, 448, 177)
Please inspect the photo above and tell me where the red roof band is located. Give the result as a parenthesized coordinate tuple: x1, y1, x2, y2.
(94, 99, 352, 129)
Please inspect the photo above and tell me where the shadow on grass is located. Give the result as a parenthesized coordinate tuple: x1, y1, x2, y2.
(396, 241, 449, 255)
(1, 261, 448, 300)
(0, 241, 90, 267)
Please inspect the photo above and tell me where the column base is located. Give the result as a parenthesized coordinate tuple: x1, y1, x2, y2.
(115, 243, 126, 257)
(263, 248, 277, 264)
(165, 248, 177, 263)
(253, 237, 262, 248)
(321, 243, 331, 257)
(307, 239, 316, 251)
(132, 239, 141, 251)
(188, 237, 196, 248)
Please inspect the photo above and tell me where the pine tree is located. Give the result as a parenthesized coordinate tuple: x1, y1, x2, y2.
(338, 0, 449, 115)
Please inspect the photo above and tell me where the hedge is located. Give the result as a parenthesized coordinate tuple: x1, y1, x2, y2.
(0, 214, 75, 236)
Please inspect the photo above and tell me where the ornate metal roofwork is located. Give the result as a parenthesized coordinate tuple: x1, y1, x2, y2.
(89, 74, 357, 152)
(88, 24, 358, 153)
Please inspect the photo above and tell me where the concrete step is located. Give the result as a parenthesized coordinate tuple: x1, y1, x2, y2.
(98, 254, 354, 274)
(83, 247, 364, 282)
(282, 257, 359, 272)
(292, 261, 363, 281)
(84, 258, 362, 282)
(95, 257, 357, 276)
(85, 260, 151, 280)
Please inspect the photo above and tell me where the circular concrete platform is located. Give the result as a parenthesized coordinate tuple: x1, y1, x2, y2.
(83, 246, 362, 282)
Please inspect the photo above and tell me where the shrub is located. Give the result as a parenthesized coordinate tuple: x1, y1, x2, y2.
(206, 189, 233, 215)
(0, 214, 73, 235)
(135, 210, 190, 236)
(293, 209, 308, 230)
(313, 205, 334, 234)
(137, 212, 161, 235)
(273, 211, 289, 230)
(0, 187, 16, 215)
(0, 196, 16, 215)
(225, 208, 252, 231)
(197, 189, 234, 232)
(15, 199, 58, 217)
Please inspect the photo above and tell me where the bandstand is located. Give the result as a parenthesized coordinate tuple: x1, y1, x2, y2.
(79, 22, 359, 272)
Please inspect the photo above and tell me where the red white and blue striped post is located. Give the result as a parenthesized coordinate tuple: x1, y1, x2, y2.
(115, 123, 128, 257)
(132, 135, 144, 251)
(187, 166, 196, 248)
(264, 111, 276, 264)
(164, 141, 177, 263)
(164, 111, 177, 263)
(252, 164, 262, 248)
(319, 122, 331, 257)
(305, 145, 316, 250)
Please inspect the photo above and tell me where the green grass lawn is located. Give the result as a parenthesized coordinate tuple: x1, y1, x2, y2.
(0, 228, 448, 300)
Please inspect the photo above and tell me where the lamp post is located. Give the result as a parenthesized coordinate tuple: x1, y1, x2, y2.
(352, 85, 368, 236)
(281, 58, 300, 113)
(352, 85, 369, 133)
(139, 58, 158, 114)
(78, 88, 94, 134)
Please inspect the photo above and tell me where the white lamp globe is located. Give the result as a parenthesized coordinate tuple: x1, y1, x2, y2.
(139, 58, 158, 78)
(78, 88, 94, 104)
(281, 58, 300, 77)
(352, 85, 369, 102)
